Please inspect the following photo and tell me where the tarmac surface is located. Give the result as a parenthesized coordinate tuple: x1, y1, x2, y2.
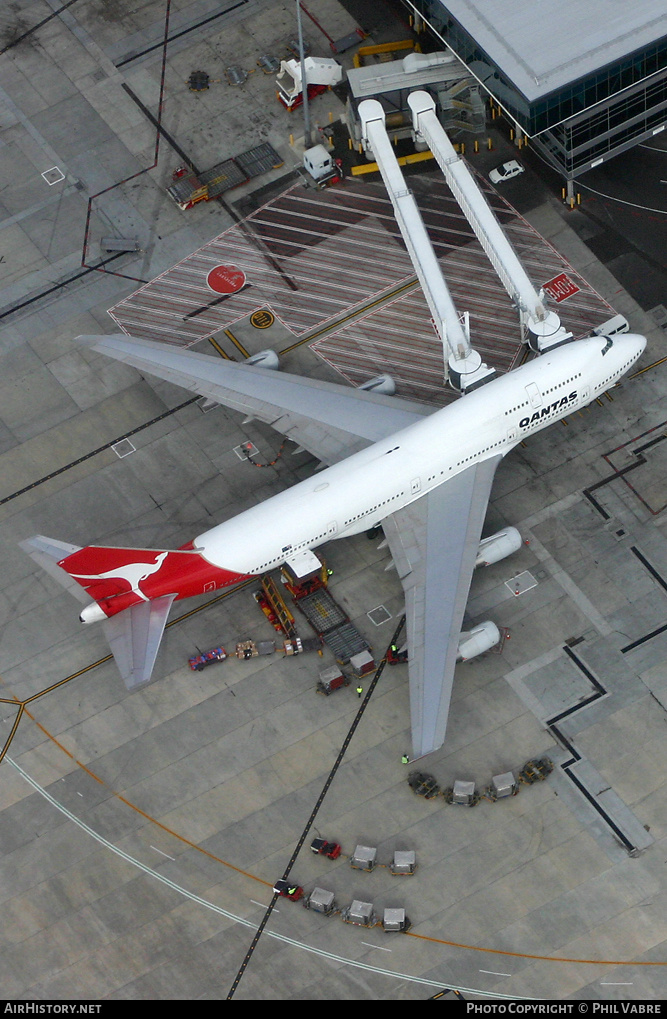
(1, 0, 667, 1003)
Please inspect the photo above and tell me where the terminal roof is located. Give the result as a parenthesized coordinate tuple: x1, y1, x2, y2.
(437, 0, 666, 100)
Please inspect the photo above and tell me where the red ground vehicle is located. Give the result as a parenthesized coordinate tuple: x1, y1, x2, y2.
(278, 81, 328, 111)
(311, 837, 342, 860)
(273, 879, 303, 901)
(387, 645, 408, 665)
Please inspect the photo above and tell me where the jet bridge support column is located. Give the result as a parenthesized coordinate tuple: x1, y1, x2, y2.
(407, 91, 573, 355)
(358, 99, 495, 393)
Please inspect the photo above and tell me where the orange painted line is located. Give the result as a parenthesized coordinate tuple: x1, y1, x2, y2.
(406, 931, 667, 966)
(22, 706, 272, 888)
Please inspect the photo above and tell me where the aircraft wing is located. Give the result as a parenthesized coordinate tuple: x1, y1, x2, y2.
(84, 335, 432, 466)
(382, 455, 502, 758)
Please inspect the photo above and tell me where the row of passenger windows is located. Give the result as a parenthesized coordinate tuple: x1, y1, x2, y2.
(344, 491, 403, 526)
(504, 373, 584, 415)
(457, 438, 505, 466)
(597, 360, 633, 391)
(257, 530, 329, 570)
(543, 373, 581, 395)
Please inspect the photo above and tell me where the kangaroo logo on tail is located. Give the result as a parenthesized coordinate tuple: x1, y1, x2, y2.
(70, 551, 170, 602)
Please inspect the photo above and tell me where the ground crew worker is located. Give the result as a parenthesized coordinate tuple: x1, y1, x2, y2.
(287, 885, 298, 897)
(356, 685, 363, 698)
(401, 754, 410, 765)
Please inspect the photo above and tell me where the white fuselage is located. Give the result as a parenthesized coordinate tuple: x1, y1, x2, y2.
(196, 335, 645, 574)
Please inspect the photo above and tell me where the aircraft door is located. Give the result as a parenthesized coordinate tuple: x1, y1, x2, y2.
(327, 521, 337, 536)
(411, 478, 421, 494)
(525, 382, 542, 407)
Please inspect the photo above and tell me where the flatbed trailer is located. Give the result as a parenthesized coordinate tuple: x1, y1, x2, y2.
(279, 555, 372, 666)
(167, 143, 284, 210)
(295, 588, 371, 665)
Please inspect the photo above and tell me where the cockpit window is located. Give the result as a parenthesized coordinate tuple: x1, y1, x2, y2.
(601, 337, 613, 356)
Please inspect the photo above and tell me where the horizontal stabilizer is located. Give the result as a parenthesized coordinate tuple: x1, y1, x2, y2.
(20, 535, 89, 605)
(103, 594, 176, 690)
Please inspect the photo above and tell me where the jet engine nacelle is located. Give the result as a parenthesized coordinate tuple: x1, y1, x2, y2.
(358, 374, 396, 395)
(475, 526, 522, 567)
(245, 349, 280, 370)
(457, 620, 500, 661)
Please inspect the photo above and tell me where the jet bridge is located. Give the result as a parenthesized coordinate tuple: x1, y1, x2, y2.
(407, 91, 573, 355)
(358, 98, 496, 394)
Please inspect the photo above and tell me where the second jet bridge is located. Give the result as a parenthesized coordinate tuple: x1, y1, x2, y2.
(359, 92, 574, 367)
(358, 98, 496, 394)
(407, 92, 572, 355)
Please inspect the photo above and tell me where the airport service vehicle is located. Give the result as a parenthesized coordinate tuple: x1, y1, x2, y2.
(303, 144, 342, 188)
(276, 55, 342, 110)
(311, 838, 342, 860)
(188, 647, 227, 672)
(489, 159, 524, 183)
(592, 314, 629, 337)
(273, 880, 303, 901)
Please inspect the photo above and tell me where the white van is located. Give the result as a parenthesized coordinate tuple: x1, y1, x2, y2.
(592, 314, 629, 337)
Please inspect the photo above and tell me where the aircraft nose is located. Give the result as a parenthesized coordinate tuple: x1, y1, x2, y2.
(625, 333, 647, 360)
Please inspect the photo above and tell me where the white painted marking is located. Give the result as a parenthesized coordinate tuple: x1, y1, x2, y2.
(76, 791, 83, 797)
(150, 845, 176, 860)
(361, 942, 392, 952)
(480, 970, 512, 977)
(250, 899, 279, 912)
(600, 982, 633, 985)
(111, 438, 136, 458)
(42, 166, 65, 185)
(505, 570, 537, 597)
(234, 441, 259, 460)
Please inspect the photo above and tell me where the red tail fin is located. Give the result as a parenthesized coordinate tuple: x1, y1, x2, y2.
(58, 546, 175, 602)
(58, 543, 250, 617)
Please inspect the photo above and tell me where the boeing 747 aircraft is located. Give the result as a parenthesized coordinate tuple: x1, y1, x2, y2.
(22, 330, 645, 757)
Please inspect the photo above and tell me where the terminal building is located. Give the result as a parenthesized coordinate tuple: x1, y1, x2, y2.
(401, 0, 667, 180)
